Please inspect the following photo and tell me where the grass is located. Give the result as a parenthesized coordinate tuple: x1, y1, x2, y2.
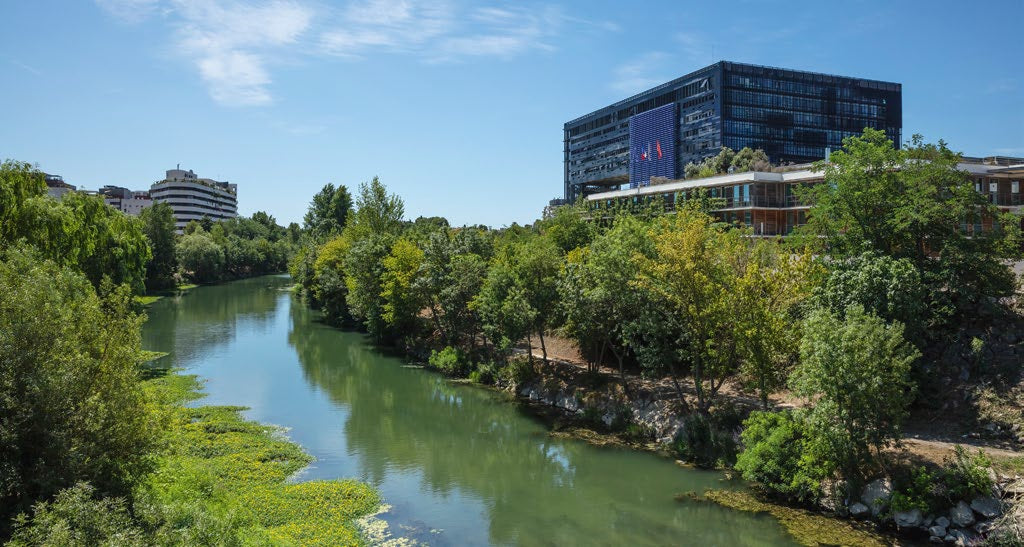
(139, 370, 380, 546)
(177, 283, 199, 291)
(689, 490, 888, 547)
(135, 295, 163, 306)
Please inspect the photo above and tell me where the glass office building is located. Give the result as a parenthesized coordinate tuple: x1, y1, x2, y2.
(563, 61, 902, 201)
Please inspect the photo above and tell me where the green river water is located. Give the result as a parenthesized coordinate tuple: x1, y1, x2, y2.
(141, 275, 798, 546)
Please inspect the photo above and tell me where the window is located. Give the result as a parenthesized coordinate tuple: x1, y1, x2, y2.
(1012, 181, 1019, 193)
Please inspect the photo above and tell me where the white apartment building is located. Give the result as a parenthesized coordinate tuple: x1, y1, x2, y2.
(99, 185, 153, 216)
(150, 167, 238, 232)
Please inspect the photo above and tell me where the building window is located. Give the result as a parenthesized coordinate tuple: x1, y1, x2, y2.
(1012, 181, 1020, 193)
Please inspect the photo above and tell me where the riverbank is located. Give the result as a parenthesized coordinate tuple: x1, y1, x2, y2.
(138, 368, 381, 545)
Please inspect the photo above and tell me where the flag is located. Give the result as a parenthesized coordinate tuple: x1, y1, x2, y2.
(656, 140, 663, 159)
(640, 146, 647, 161)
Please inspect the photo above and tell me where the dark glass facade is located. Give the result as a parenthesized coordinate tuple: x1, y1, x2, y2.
(563, 61, 902, 201)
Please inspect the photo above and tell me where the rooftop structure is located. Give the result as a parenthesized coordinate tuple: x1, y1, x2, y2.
(564, 61, 902, 201)
(99, 185, 152, 216)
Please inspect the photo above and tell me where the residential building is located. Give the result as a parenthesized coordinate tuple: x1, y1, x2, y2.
(585, 156, 1024, 237)
(99, 185, 153, 215)
(150, 167, 238, 232)
(564, 61, 902, 201)
(44, 173, 75, 200)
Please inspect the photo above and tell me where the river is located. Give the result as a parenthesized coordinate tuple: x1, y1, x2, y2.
(141, 275, 797, 546)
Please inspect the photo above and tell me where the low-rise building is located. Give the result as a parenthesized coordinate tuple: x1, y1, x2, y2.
(586, 156, 1024, 236)
(98, 185, 153, 215)
(44, 173, 76, 200)
(150, 167, 238, 232)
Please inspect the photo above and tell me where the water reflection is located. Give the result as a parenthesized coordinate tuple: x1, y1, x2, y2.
(143, 275, 796, 546)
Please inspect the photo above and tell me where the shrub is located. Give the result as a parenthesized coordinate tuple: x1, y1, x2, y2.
(889, 466, 939, 514)
(673, 413, 738, 469)
(468, 362, 497, 385)
(498, 357, 536, 387)
(941, 445, 993, 502)
(428, 346, 469, 376)
(734, 410, 832, 503)
(8, 483, 146, 547)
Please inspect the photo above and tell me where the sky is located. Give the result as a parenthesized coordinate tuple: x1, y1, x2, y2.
(2, 0, 1022, 227)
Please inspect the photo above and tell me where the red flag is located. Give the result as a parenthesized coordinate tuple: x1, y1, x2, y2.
(656, 140, 663, 159)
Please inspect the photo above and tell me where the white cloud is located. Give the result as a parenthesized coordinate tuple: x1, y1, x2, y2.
(95, 0, 593, 105)
(170, 0, 313, 106)
(320, 1, 559, 62)
(611, 52, 671, 95)
(95, 0, 161, 23)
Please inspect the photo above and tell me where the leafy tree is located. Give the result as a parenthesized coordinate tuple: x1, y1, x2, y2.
(303, 183, 352, 242)
(343, 234, 393, 339)
(349, 177, 404, 239)
(0, 248, 157, 529)
(537, 202, 596, 254)
(139, 202, 177, 290)
(558, 214, 653, 377)
(632, 208, 751, 412)
(381, 238, 426, 340)
(735, 246, 819, 409)
(0, 160, 45, 242)
(796, 129, 1021, 323)
(176, 228, 225, 283)
(311, 236, 351, 325)
(509, 235, 561, 365)
(815, 251, 927, 345)
(475, 258, 535, 362)
(792, 305, 919, 480)
(730, 147, 770, 172)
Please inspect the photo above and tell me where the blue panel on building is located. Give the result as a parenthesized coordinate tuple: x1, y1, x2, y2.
(629, 103, 677, 188)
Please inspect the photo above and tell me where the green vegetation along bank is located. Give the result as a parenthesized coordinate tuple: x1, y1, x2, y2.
(0, 160, 379, 545)
(287, 129, 1024, 545)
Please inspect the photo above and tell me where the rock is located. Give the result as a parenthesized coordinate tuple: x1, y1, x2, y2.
(970, 496, 1002, 519)
(848, 502, 870, 518)
(861, 478, 892, 516)
(973, 520, 996, 535)
(929, 525, 947, 538)
(928, 535, 944, 543)
(949, 527, 981, 546)
(895, 508, 923, 528)
(943, 534, 955, 543)
(951, 501, 976, 527)
(935, 516, 950, 529)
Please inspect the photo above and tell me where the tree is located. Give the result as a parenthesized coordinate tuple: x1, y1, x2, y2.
(731, 147, 770, 173)
(343, 234, 393, 339)
(537, 202, 595, 254)
(558, 214, 654, 377)
(632, 208, 751, 412)
(815, 251, 927, 346)
(381, 238, 426, 341)
(475, 259, 535, 362)
(796, 129, 1021, 323)
(791, 305, 919, 480)
(349, 177, 404, 238)
(176, 228, 225, 283)
(735, 246, 819, 409)
(734, 410, 831, 503)
(509, 235, 561, 366)
(140, 202, 177, 290)
(0, 160, 45, 242)
(303, 183, 353, 242)
(0, 248, 157, 529)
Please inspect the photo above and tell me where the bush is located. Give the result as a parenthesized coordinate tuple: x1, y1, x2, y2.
(498, 357, 536, 387)
(673, 413, 738, 469)
(734, 410, 832, 503)
(468, 362, 497, 385)
(941, 445, 993, 502)
(889, 466, 939, 514)
(428, 346, 469, 376)
(8, 483, 146, 547)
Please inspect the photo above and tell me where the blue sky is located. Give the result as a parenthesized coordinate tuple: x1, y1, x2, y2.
(2, 0, 1022, 226)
